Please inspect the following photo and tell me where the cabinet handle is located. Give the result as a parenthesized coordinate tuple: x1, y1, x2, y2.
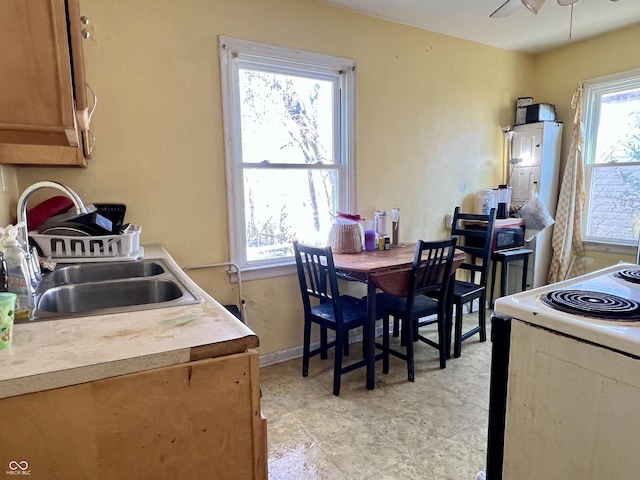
(82, 83, 97, 158)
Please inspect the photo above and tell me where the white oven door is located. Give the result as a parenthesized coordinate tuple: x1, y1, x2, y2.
(503, 320, 640, 480)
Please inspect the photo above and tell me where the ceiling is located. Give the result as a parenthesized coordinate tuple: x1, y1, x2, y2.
(316, 0, 640, 54)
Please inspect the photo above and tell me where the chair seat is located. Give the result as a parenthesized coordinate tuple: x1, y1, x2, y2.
(310, 295, 368, 326)
(295, 242, 388, 395)
(452, 280, 484, 300)
(448, 206, 496, 359)
(376, 292, 439, 320)
(374, 237, 457, 376)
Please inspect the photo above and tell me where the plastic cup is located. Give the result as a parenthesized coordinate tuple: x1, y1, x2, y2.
(0, 292, 17, 350)
(364, 229, 376, 251)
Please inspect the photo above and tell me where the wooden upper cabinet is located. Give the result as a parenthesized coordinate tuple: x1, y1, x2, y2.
(0, 0, 91, 166)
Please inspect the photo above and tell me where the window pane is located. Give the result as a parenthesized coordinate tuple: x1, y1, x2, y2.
(244, 168, 337, 262)
(586, 164, 640, 243)
(595, 88, 640, 163)
(238, 69, 335, 165)
(220, 36, 355, 271)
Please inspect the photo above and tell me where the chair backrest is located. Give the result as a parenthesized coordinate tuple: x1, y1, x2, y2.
(292, 241, 344, 321)
(405, 236, 458, 308)
(450, 206, 497, 286)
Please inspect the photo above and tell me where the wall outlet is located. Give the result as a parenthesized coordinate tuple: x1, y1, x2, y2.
(444, 214, 453, 229)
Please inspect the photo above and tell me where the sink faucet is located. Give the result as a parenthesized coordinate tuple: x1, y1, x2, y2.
(16, 181, 88, 289)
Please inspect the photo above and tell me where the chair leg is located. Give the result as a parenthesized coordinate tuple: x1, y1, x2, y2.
(383, 315, 390, 374)
(479, 292, 487, 342)
(320, 326, 328, 359)
(446, 290, 454, 359)
(392, 315, 400, 337)
(500, 259, 508, 301)
(344, 331, 350, 356)
(437, 307, 446, 369)
(400, 318, 408, 346)
(454, 301, 464, 358)
(302, 318, 312, 377)
(490, 257, 498, 307)
(406, 316, 415, 382)
(333, 332, 344, 396)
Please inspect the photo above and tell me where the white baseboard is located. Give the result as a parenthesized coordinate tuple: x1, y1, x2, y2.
(258, 300, 491, 368)
(258, 314, 439, 368)
(259, 322, 391, 367)
(258, 298, 488, 368)
(259, 345, 304, 367)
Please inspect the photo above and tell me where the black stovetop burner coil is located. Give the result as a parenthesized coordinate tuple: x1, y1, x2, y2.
(615, 269, 640, 284)
(540, 289, 640, 321)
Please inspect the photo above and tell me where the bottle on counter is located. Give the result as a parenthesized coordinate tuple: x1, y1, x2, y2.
(0, 252, 8, 292)
(1, 225, 34, 320)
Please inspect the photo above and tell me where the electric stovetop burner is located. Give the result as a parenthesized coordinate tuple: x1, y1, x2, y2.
(615, 269, 640, 284)
(540, 289, 640, 321)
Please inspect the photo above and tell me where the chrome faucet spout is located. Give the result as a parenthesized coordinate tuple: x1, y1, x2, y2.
(16, 181, 88, 248)
(16, 182, 88, 292)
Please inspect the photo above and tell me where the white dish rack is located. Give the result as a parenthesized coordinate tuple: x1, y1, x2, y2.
(30, 225, 143, 263)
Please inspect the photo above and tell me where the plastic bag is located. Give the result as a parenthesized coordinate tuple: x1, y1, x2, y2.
(519, 191, 555, 241)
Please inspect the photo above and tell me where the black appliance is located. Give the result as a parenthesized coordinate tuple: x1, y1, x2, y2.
(485, 313, 512, 480)
(466, 219, 525, 252)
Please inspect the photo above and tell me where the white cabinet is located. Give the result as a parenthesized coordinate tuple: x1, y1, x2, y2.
(509, 121, 562, 288)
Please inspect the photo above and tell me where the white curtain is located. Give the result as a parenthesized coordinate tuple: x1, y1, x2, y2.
(548, 85, 586, 283)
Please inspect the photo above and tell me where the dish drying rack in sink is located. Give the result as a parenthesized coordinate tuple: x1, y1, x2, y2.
(30, 224, 143, 262)
(17, 181, 143, 263)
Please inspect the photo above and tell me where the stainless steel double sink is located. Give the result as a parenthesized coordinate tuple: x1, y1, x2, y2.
(23, 258, 203, 322)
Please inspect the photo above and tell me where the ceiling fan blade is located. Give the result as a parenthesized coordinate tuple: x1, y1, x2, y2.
(490, 0, 522, 18)
(557, 0, 578, 5)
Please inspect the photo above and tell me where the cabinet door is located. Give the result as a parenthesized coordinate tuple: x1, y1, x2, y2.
(510, 165, 540, 202)
(512, 127, 542, 165)
(0, 0, 87, 166)
(0, 353, 267, 480)
(504, 322, 640, 479)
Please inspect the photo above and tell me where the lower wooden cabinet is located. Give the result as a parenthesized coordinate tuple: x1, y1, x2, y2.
(0, 352, 267, 480)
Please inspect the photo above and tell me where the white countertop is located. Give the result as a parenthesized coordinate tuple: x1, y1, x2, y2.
(0, 244, 258, 399)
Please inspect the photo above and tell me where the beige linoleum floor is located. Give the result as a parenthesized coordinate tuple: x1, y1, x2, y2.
(260, 315, 492, 480)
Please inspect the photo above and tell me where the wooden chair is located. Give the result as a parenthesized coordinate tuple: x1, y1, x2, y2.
(292, 241, 383, 396)
(449, 206, 496, 358)
(375, 237, 458, 380)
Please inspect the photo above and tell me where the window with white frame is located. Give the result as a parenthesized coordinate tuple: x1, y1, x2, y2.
(583, 69, 640, 245)
(219, 37, 356, 274)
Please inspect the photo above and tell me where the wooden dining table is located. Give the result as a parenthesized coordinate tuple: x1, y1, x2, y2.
(333, 243, 465, 390)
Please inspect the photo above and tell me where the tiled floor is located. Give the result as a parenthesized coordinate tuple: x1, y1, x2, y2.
(260, 315, 492, 480)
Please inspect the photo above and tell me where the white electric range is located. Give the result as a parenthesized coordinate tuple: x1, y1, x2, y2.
(486, 262, 640, 480)
(494, 262, 640, 356)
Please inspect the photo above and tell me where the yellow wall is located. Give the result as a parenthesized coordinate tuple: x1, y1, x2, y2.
(533, 23, 640, 271)
(13, 0, 536, 356)
(534, 22, 640, 149)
